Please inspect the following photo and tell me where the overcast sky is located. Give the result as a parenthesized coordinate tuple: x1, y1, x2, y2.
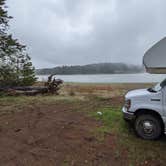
(6, 0, 166, 68)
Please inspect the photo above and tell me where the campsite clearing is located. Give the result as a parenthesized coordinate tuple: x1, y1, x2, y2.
(0, 83, 165, 166)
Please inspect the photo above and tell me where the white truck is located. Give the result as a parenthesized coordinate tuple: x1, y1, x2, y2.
(122, 37, 166, 140)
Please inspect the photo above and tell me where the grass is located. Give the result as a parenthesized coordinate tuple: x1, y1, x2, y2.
(91, 107, 166, 166)
(0, 95, 86, 115)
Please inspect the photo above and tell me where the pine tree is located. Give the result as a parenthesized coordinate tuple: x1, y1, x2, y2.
(0, 0, 36, 87)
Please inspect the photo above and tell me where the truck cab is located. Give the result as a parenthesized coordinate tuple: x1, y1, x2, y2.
(122, 37, 166, 140)
(123, 78, 166, 140)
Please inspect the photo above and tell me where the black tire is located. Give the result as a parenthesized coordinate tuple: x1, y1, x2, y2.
(135, 114, 162, 140)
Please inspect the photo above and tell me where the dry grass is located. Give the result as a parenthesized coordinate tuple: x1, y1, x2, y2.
(60, 83, 154, 98)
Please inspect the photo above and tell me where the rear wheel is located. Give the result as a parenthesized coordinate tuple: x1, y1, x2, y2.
(135, 114, 162, 140)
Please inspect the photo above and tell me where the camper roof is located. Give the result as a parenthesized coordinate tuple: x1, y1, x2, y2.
(143, 37, 166, 74)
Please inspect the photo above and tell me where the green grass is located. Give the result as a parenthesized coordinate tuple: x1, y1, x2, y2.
(91, 107, 166, 166)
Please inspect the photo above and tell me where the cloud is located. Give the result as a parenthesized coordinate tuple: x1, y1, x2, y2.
(6, 0, 166, 68)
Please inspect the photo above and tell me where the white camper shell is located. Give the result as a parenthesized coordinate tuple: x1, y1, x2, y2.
(143, 37, 166, 74)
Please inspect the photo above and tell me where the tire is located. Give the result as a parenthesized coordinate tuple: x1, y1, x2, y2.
(135, 114, 162, 140)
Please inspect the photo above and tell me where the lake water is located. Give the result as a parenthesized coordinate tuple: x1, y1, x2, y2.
(37, 73, 166, 83)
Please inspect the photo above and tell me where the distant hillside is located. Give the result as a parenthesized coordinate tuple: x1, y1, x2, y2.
(36, 63, 144, 75)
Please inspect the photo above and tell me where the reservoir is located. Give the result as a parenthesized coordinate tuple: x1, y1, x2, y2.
(37, 73, 166, 83)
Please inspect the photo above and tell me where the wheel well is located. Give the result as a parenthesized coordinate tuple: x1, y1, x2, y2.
(135, 109, 165, 131)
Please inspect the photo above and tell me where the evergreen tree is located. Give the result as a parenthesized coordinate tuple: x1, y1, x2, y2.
(0, 0, 36, 87)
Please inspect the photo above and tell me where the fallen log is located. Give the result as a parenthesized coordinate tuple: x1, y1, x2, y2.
(0, 75, 63, 96)
(0, 87, 48, 96)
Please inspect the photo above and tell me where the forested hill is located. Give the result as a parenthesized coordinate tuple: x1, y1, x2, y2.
(36, 63, 144, 75)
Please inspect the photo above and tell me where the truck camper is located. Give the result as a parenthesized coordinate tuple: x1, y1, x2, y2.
(122, 37, 166, 140)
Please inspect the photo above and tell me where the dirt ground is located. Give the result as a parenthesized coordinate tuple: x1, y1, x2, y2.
(0, 83, 155, 166)
(0, 102, 128, 166)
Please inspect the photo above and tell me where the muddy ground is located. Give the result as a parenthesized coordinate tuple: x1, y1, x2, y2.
(0, 83, 161, 166)
(0, 100, 127, 166)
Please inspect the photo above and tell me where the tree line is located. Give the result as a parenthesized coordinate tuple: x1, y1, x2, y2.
(36, 63, 143, 75)
(0, 0, 36, 87)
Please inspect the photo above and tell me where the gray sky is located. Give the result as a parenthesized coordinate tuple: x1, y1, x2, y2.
(7, 0, 166, 68)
